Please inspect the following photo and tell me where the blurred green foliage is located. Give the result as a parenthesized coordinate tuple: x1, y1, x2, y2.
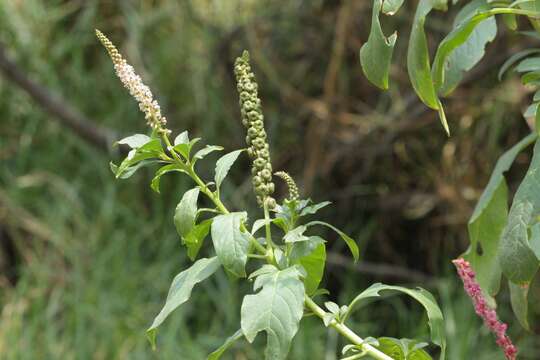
(0, 0, 539, 359)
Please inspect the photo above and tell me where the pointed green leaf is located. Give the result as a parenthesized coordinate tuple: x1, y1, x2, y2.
(174, 188, 200, 240)
(465, 133, 537, 296)
(297, 243, 326, 295)
(193, 145, 224, 161)
(509, 280, 530, 330)
(215, 149, 244, 190)
(436, 0, 497, 96)
(345, 283, 446, 360)
(382, 0, 404, 14)
(284, 225, 310, 243)
(147, 257, 221, 348)
(185, 218, 212, 261)
(211, 212, 250, 277)
(241, 266, 305, 360)
(207, 329, 243, 360)
(500, 139, 540, 285)
(174, 131, 189, 146)
(306, 221, 359, 262)
(499, 49, 540, 80)
(150, 164, 187, 193)
(117, 134, 151, 148)
(299, 201, 332, 217)
(360, 0, 398, 90)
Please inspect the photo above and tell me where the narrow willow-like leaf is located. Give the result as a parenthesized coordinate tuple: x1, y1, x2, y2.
(174, 188, 200, 241)
(382, 0, 405, 14)
(241, 266, 305, 360)
(360, 0, 398, 90)
(306, 221, 359, 261)
(193, 145, 224, 162)
(207, 329, 243, 360)
(465, 133, 537, 297)
(500, 139, 540, 285)
(299, 201, 332, 217)
(345, 283, 446, 360)
(215, 149, 244, 190)
(211, 212, 250, 277)
(437, 0, 497, 96)
(509, 280, 530, 330)
(147, 257, 221, 348)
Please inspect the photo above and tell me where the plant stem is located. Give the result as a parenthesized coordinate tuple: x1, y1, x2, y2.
(263, 201, 275, 259)
(304, 296, 395, 360)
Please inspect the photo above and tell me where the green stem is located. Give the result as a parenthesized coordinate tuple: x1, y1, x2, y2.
(304, 297, 395, 360)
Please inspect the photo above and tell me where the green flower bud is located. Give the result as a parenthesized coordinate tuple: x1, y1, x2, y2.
(275, 171, 300, 201)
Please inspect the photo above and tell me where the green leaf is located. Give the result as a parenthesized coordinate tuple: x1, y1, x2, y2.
(111, 159, 158, 179)
(150, 164, 187, 193)
(283, 225, 310, 243)
(185, 218, 212, 261)
(207, 329, 243, 360)
(297, 243, 326, 295)
(174, 188, 200, 240)
(289, 236, 326, 262)
(382, 0, 405, 14)
(464, 133, 537, 297)
(530, 222, 540, 259)
(193, 145, 224, 162)
(436, 0, 497, 96)
(306, 221, 359, 261)
(299, 201, 332, 217)
(407, 0, 449, 134)
(407, 0, 448, 110)
(117, 134, 151, 148)
(515, 56, 540, 73)
(500, 139, 540, 285)
(376, 338, 405, 360)
(215, 149, 244, 190)
(499, 49, 540, 80)
(509, 280, 530, 330)
(345, 283, 446, 360)
(360, 0, 398, 90)
(147, 257, 221, 349)
(174, 131, 189, 146)
(241, 266, 305, 360)
(376, 338, 432, 360)
(211, 212, 250, 277)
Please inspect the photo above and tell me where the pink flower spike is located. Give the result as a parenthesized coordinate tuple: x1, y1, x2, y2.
(453, 258, 517, 360)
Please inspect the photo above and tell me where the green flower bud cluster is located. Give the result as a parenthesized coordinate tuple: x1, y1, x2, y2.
(275, 171, 299, 201)
(234, 51, 276, 208)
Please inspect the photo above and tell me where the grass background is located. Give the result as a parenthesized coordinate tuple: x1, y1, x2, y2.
(1, 1, 539, 359)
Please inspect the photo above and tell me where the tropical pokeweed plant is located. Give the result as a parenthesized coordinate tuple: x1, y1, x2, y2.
(96, 30, 447, 360)
(361, 0, 540, 359)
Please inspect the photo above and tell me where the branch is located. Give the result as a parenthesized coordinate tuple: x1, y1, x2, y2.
(0, 41, 117, 151)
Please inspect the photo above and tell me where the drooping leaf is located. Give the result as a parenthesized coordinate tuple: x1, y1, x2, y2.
(150, 164, 187, 193)
(111, 159, 158, 179)
(500, 139, 540, 285)
(436, 0, 497, 96)
(345, 283, 446, 360)
(306, 221, 359, 261)
(211, 212, 250, 277)
(185, 218, 213, 261)
(509, 280, 530, 330)
(207, 329, 243, 360)
(174, 188, 200, 242)
(407, 0, 449, 134)
(215, 149, 244, 190)
(147, 257, 221, 348)
(465, 133, 537, 299)
(360, 0, 399, 90)
(241, 266, 305, 360)
(117, 134, 151, 148)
